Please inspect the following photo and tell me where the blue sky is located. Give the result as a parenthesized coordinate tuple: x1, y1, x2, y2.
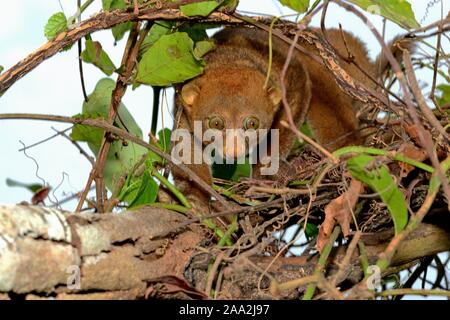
(0, 0, 448, 208)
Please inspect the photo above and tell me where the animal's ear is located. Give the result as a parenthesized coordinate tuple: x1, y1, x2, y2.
(181, 83, 200, 113)
(267, 86, 282, 106)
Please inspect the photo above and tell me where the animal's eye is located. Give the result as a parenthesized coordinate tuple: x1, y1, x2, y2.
(208, 116, 225, 130)
(243, 116, 260, 130)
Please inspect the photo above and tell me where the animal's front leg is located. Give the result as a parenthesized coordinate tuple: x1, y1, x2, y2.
(171, 136, 214, 217)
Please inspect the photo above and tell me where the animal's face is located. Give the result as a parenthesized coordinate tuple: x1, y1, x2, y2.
(180, 67, 281, 160)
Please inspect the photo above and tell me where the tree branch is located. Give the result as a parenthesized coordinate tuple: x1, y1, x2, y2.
(0, 8, 243, 95)
(0, 113, 229, 208)
(1, 204, 447, 299)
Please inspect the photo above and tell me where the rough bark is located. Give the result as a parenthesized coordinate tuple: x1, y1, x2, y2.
(0, 204, 201, 299)
(0, 205, 448, 299)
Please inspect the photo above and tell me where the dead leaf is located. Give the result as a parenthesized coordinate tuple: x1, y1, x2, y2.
(396, 142, 427, 178)
(31, 187, 50, 205)
(93, 41, 102, 58)
(404, 124, 433, 147)
(317, 179, 364, 252)
(145, 276, 208, 300)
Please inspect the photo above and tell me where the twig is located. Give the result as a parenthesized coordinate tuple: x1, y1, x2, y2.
(403, 50, 448, 140)
(332, 0, 450, 209)
(49, 187, 94, 208)
(377, 157, 450, 272)
(280, 120, 338, 163)
(0, 8, 244, 95)
(303, 226, 341, 300)
(151, 86, 161, 135)
(0, 113, 229, 207)
(358, 241, 369, 277)
(51, 126, 95, 166)
(246, 185, 312, 196)
(406, 16, 450, 37)
(378, 288, 450, 298)
(205, 252, 225, 297)
(18, 127, 72, 152)
(76, 22, 147, 212)
(429, 8, 444, 113)
(331, 231, 361, 286)
(77, 0, 88, 102)
(270, 275, 320, 297)
(333, 146, 435, 173)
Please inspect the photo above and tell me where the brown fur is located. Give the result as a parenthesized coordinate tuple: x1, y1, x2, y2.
(172, 27, 386, 213)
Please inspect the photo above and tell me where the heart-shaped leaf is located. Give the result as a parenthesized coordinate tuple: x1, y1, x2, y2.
(135, 32, 204, 86)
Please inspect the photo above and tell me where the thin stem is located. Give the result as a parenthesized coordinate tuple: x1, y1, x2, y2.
(67, 0, 96, 26)
(303, 226, 341, 300)
(149, 202, 189, 214)
(333, 146, 435, 173)
(0, 113, 228, 207)
(151, 168, 191, 208)
(77, 0, 88, 102)
(217, 214, 238, 247)
(378, 289, 450, 298)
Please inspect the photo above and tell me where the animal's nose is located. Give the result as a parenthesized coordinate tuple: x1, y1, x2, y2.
(223, 131, 246, 159)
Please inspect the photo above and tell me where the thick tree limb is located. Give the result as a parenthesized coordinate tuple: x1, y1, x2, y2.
(0, 6, 388, 116)
(0, 205, 448, 299)
(0, 204, 202, 299)
(0, 8, 243, 95)
(215, 224, 450, 299)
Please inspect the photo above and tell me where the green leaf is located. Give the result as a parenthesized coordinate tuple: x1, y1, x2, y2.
(145, 149, 162, 165)
(135, 32, 204, 86)
(44, 12, 68, 40)
(180, 1, 220, 16)
(101, 0, 114, 9)
(102, 0, 132, 41)
(212, 161, 251, 182)
(139, 21, 173, 57)
(102, 0, 113, 10)
(112, 22, 133, 42)
(436, 84, 450, 107)
(118, 179, 140, 204)
(71, 116, 104, 144)
(347, 0, 419, 29)
(0, 65, 4, 74)
(194, 40, 215, 59)
(300, 122, 313, 137)
(6, 178, 44, 193)
(81, 39, 116, 76)
(212, 163, 237, 181)
(278, 0, 310, 13)
(347, 154, 408, 234)
(231, 163, 251, 181)
(127, 170, 159, 209)
(157, 128, 172, 153)
(71, 78, 148, 191)
(305, 223, 319, 238)
(218, 0, 239, 12)
(178, 24, 209, 42)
